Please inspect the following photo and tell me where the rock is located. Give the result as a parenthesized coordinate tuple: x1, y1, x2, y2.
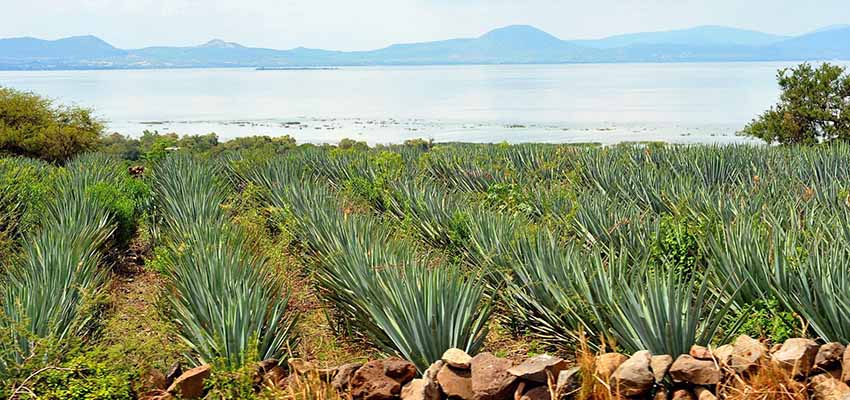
(594, 353, 629, 383)
(651, 355, 673, 384)
(689, 345, 713, 360)
(143, 368, 167, 390)
(816, 343, 846, 372)
(611, 350, 654, 397)
(669, 355, 721, 385)
(730, 335, 765, 374)
(401, 378, 441, 400)
(443, 348, 473, 369)
(257, 358, 279, 373)
(654, 386, 668, 400)
(471, 352, 518, 400)
(555, 367, 581, 398)
(437, 365, 474, 400)
(166, 364, 211, 399)
(772, 338, 819, 377)
(811, 374, 850, 400)
(693, 387, 717, 400)
(713, 345, 734, 367)
(401, 360, 442, 400)
(519, 385, 550, 400)
(350, 358, 416, 400)
(508, 354, 568, 383)
(384, 358, 417, 383)
(671, 388, 696, 400)
(843, 346, 850, 384)
(165, 361, 182, 387)
(424, 360, 444, 381)
(331, 362, 362, 392)
(264, 366, 286, 388)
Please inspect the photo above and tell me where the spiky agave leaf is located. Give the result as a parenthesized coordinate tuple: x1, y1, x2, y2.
(588, 252, 741, 356)
(153, 154, 299, 370)
(777, 241, 850, 343)
(361, 264, 491, 372)
(0, 159, 116, 372)
(153, 154, 230, 234)
(506, 231, 602, 348)
(165, 223, 298, 368)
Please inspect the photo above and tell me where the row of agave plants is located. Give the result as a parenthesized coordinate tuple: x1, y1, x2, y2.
(218, 142, 850, 367)
(0, 155, 126, 377)
(235, 157, 492, 372)
(151, 155, 297, 370)
(7, 142, 843, 380)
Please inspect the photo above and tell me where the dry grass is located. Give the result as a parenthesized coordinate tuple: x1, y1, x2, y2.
(574, 333, 616, 400)
(259, 371, 347, 400)
(717, 360, 809, 400)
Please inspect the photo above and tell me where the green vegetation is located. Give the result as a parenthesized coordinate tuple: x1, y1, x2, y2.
(153, 155, 298, 370)
(3, 63, 850, 397)
(743, 62, 850, 144)
(0, 87, 103, 162)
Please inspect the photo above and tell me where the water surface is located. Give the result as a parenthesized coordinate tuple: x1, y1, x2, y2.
(1, 63, 837, 144)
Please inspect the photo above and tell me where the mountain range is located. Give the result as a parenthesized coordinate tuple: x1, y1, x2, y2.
(1, 25, 849, 70)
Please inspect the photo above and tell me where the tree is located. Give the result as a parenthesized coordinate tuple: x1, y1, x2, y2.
(743, 63, 850, 144)
(0, 87, 103, 162)
(101, 132, 141, 160)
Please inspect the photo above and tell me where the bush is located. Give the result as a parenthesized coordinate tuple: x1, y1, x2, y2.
(743, 63, 850, 144)
(100, 133, 141, 161)
(0, 157, 54, 261)
(0, 87, 103, 162)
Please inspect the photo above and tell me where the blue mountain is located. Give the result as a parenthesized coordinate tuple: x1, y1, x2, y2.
(0, 24, 849, 70)
(571, 26, 788, 49)
(0, 35, 125, 60)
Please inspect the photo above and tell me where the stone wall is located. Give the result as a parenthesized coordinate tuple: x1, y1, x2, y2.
(158, 335, 850, 399)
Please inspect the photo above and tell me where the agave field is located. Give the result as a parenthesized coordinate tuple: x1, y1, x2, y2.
(2, 142, 850, 396)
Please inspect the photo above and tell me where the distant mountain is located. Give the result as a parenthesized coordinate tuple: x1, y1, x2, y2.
(1, 24, 849, 70)
(768, 27, 850, 59)
(0, 35, 125, 60)
(571, 26, 788, 49)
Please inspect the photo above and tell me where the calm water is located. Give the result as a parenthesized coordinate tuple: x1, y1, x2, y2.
(0, 63, 840, 145)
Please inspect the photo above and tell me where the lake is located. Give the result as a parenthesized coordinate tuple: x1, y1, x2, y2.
(0, 62, 840, 145)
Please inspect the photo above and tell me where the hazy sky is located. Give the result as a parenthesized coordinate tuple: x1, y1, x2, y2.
(3, 0, 850, 50)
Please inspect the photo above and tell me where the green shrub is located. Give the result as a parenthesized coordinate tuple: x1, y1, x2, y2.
(649, 216, 702, 277)
(0, 87, 103, 162)
(0, 157, 54, 261)
(725, 297, 798, 343)
(24, 351, 134, 400)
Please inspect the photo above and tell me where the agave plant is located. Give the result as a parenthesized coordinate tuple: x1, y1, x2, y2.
(153, 154, 299, 369)
(704, 220, 798, 307)
(153, 155, 230, 234)
(165, 224, 298, 368)
(775, 240, 850, 343)
(582, 251, 742, 356)
(387, 179, 468, 250)
(0, 158, 116, 373)
(362, 265, 491, 372)
(571, 196, 659, 255)
(1, 207, 112, 364)
(506, 231, 601, 348)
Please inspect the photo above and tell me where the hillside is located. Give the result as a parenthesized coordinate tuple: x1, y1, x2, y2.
(1, 24, 849, 70)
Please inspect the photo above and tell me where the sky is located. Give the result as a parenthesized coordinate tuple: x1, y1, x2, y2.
(3, 0, 850, 50)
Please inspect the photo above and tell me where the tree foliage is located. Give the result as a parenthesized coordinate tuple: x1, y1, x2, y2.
(0, 87, 103, 162)
(743, 63, 850, 144)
